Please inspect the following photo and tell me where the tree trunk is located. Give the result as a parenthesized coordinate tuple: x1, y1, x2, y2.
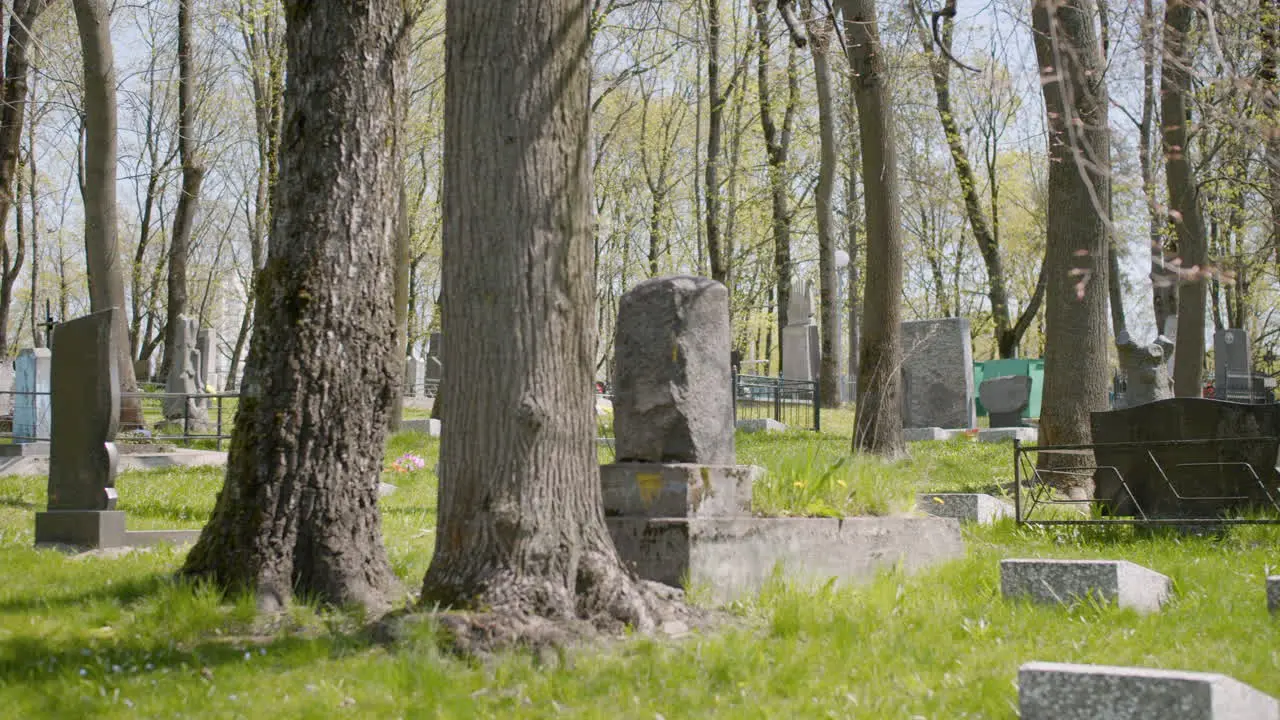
(27, 84, 40, 349)
(844, 70, 862, 396)
(420, 0, 673, 641)
(756, 0, 796, 351)
(389, 183, 410, 431)
(1032, 0, 1111, 498)
(1162, 0, 1208, 396)
(806, 1, 840, 407)
(73, 0, 143, 428)
(1139, 0, 1176, 336)
(835, 0, 904, 456)
(705, 0, 729, 286)
(162, 0, 206, 384)
(181, 0, 408, 613)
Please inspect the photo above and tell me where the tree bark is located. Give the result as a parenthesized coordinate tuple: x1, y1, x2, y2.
(844, 70, 861, 396)
(1032, 0, 1111, 498)
(162, 0, 206, 384)
(389, 183, 410, 431)
(806, 1, 841, 407)
(420, 0, 673, 640)
(73, 0, 143, 428)
(756, 0, 797, 350)
(1162, 0, 1208, 396)
(181, 0, 408, 613)
(835, 0, 904, 456)
(1139, 0, 1176, 337)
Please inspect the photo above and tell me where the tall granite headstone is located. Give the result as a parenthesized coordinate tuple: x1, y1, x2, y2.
(612, 275, 734, 464)
(404, 356, 424, 397)
(195, 328, 217, 396)
(163, 315, 208, 428)
(1115, 331, 1174, 408)
(781, 280, 820, 382)
(1214, 328, 1252, 401)
(901, 318, 976, 429)
(13, 348, 51, 442)
(35, 309, 123, 545)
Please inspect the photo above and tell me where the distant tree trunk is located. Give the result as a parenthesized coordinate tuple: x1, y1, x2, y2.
(420, 0, 675, 644)
(181, 0, 408, 613)
(1099, 0, 1127, 342)
(1162, 0, 1208, 396)
(1139, 0, 1175, 336)
(27, 87, 41, 349)
(73, 0, 143, 428)
(1032, 0, 1111, 499)
(1265, 0, 1280, 271)
(0, 0, 52, 356)
(755, 0, 798, 351)
(162, 0, 205, 383)
(389, 183, 410, 431)
(844, 72, 862, 395)
(806, 0, 840, 407)
(835, 0, 904, 456)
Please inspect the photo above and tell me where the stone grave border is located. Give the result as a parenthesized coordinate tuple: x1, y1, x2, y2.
(1011, 437, 1280, 526)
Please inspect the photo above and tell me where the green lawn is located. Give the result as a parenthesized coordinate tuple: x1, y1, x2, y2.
(0, 430, 1277, 717)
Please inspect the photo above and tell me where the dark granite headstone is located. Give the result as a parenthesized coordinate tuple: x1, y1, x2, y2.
(980, 375, 1031, 428)
(1090, 398, 1280, 518)
(1215, 329, 1252, 401)
(612, 275, 734, 464)
(46, 308, 120, 511)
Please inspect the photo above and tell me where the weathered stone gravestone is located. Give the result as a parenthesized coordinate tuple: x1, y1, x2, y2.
(1214, 328, 1253, 401)
(603, 275, 966, 604)
(1091, 398, 1280, 518)
(0, 360, 14, 417)
(13, 347, 51, 443)
(195, 328, 217, 397)
(163, 315, 209, 429)
(612, 275, 734, 464)
(1115, 330, 1174, 408)
(980, 375, 1032, 428)
(1000, 559, 1171, 612)
(917, 493, 1012, 524)
(1019, 662, 1280, 720)
(404, 356, 424, 397)
(781, 279, 819, 382)
(901, 318, 976, 429)
(35, 308, 202, 549)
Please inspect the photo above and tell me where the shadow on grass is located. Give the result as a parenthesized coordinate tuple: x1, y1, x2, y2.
(0, 495, 39, 512)
(0, 573, 174, 614)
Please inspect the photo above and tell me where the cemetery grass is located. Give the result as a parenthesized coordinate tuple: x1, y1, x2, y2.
(0, 432, 1279, 716)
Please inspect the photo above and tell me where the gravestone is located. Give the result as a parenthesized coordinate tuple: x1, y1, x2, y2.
(132, 356, 154, 384)
(1001, 559, 1171, 612)
(35, 308, 202, 549)
(13, 348, 51, 443)
(163, 315, 209, 429)
(1019, 662, 1280, 720)
(781, 280, 820, 382)
(1091, 398, 1280, 518)
(196, 328, 217, 397)
(979, 375, 1032, 428)
(1214, 328, 1252, 401)
(404, 356, 424, 397)
(1116, 331, 1174, 408)
(917, 493, 1012, 524)
(901, 318, 976, 429)
(1268, 575, 1280, 613)
(611, 275, 734, 464)
(0, 360, 13, 417)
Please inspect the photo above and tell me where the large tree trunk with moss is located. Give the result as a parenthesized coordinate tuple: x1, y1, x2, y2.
(835, 0, 904, 456)
(1032, 0, 1111, 498)
(181, 0, 407, 613)
(419, 0, 675, 645)
(73, 0, 143, 428)
(1162, 0, 1208, 396)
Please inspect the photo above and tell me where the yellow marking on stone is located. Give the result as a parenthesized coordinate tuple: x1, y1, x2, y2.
(700, 467, 711, 491)
(637, 472, 664, 506)
(932, 496, 945, 504)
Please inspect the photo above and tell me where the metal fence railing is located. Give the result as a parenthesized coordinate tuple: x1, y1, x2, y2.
(733, 373, 820, 431)
(0, 389, 237, 450)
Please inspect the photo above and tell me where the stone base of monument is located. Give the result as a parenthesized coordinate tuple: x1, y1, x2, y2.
(978, 427, 1038, 443)
(606, 516, 964, 605)
(601, 463, 759, 518)
(34, 510, 201, 550)
(904, 427, 967, 442)
(917, 493, 1013, 524)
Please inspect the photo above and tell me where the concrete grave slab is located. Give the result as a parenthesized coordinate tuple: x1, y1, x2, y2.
(736, 418, 787, 433)
(1019, 661, 1280, 720)
(917, 493, 1012, 524)
(601, 462, 759, 518)
(1268, 575, 1280, 613)
(400, 418, 441, 437)
(607, 516, 964, 605)
(1001, 559, 1171, 612)
(978, 427, 1038, 444)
